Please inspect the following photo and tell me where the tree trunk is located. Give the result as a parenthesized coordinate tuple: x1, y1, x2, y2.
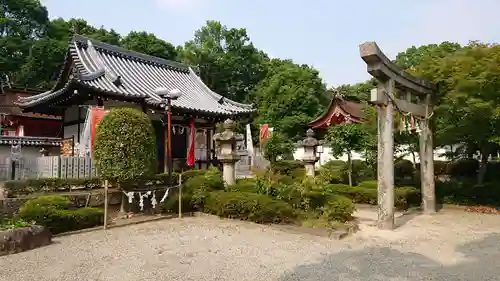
(477, 150, 490, 185)
(411, 150, 417, 168)
(347, 151, 353, 187)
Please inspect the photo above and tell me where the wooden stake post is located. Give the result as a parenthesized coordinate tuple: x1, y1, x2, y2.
(103, 179, 109, 230)
(360, 42, 437, 230)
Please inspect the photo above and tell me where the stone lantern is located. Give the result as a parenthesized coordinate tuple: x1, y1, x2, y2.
(300, 129, 319, 177)
(213, 119, 243, 185)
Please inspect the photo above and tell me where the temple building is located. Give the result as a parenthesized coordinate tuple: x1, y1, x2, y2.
(15, 34, 255, 171)
(293, 92, 367, 166)
(0, 86, 62, 158)
(308, 92, 365, 137)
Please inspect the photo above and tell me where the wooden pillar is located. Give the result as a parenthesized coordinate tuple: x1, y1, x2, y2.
(377, 79, 395, 230)
(420, 94, 436, 213)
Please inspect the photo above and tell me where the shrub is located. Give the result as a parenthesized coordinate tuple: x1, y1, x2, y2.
(320, 195, 355, 222)
(325, 184, 420, 210)
(227, 178, 258, 193)
(181, 169, 207, 183)
(18, 195, 104, 234)
(263, 132, 295, 164)
(358, 180, 378, 189)
(448, 158, 479, 178)
(394, 159, 415, 179)
(317, 160, 344, 184)
(162, 166, 224, 213)
(433, 161, 449, 176)
(93, 107, 157, 182)
(4, 178, 101, 198)
(204, 191, 296, 224)
(340, 160, 374, 185)
(270, 160, 305, 178)
(435, 180, 500, 206)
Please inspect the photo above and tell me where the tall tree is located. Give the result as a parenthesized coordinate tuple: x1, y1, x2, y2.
(394, 41, 463, 71)
(325, 124, 368, 186)
(121, 31, 177, 61)
(0, 0, 48, 86)
(252, 59, 327, 141)
(415, 42, 500, 184)
(180, 20, 268, 102)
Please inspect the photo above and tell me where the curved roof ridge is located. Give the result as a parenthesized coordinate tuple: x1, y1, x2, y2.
(188, 68, 254, 110)
(72, 34, 191, 73)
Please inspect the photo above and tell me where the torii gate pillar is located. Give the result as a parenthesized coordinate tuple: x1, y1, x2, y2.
(360, 42, 437, 230)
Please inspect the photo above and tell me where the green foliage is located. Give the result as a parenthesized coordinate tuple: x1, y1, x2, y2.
(320, 195, 356, 222)
(93, 107, 157, 183)
(447, 159, 479, 178)
(325, 184, 421, 210)
(317, 160, 344, 184)
(263, 133, 295, 164)
(394, 159, 416, 180)
(269, 160, 305, 177)
(436, 180, 500, 206)
(0, 217, 33, 230)
(3, 178, 101, 197)
(180, 20, 268, 103)
(204, 191, 296, 224)
(252, 59, 328, 141)
(120, 31, 177, 60)
(18, 195, 103, 234)
(162, 166, 224, 213)
(227, 178, 259, 193)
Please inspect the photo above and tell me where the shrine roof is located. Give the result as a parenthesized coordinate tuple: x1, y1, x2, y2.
(309, 93, 365, 129)
(15, 35, 255, 116)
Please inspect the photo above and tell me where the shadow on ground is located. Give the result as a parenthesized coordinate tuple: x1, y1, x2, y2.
(279, 233, 500, 280)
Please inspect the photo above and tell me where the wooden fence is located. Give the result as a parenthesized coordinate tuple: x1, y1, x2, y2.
(0, 156, 98, 180)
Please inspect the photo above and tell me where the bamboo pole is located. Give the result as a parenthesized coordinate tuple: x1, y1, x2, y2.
(178, 173, 182, 218)
(103, 179, 109, 230)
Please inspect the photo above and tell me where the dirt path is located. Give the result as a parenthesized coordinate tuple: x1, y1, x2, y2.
(1, 209, 499, 281)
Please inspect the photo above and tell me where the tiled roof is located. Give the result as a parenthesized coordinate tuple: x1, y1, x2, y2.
(16, 35, 255, 116)
(309, 93, 365, 128)
(0, 136, 61, 146)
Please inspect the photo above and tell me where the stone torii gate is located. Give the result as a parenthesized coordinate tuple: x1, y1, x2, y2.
(359, 42, 437, 230)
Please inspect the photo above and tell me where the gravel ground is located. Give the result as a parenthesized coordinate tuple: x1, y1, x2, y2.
(1, 210, 500, 281)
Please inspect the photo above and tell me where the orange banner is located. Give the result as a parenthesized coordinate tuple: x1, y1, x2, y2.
(259, 124, 269, 148)
(90, 107, 109, 152)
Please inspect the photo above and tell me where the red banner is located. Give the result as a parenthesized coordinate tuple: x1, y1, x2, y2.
(90, 107, 109, 152)
(259, 124, 269, 148)
(186, 120, 196, 167)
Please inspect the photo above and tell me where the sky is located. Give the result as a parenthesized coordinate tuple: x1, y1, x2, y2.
(42, 0, 500, 87)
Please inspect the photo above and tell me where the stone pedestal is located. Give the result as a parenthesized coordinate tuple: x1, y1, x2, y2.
(300, 129, 319, 177)
(213, 119, 243, 185)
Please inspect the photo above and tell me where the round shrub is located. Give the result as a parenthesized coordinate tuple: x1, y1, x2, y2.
(394, 159, 416, 179)
(320, 195, 355, 222)
(227, 178, 258, 193)
(358, 180, 378, 189)
(448, 158, 479, 178)
(270, 160, 305, 178)
(204, 191, 296, 224)
(93, 107, 157, 182)
(317, 160, 344, 184)
(340, 160, 374, 185)
(18, 195, 104, 234)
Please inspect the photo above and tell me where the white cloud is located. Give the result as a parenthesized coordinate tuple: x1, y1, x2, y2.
(154, 0, 206, 10)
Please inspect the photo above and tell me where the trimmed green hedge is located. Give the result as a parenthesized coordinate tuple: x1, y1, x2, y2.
(4, 178, 101, 197)
(325, 184, 421, 210)
(18, 195, 104, 234)
(204, 191, 296, 224)
(269, 160, 305, 178)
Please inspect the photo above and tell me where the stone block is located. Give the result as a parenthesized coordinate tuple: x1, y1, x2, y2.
(0, 225, 52, 256)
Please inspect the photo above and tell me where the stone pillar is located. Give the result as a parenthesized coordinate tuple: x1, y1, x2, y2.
(300, 129, 319, 177)
(213, 119, 242, 186)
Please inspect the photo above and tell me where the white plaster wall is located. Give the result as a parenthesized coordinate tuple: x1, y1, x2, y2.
(293, 145, 457, 168)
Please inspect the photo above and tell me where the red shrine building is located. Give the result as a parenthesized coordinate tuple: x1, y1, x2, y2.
(0, 86, 62, 158)
(309, 93, 365, 137)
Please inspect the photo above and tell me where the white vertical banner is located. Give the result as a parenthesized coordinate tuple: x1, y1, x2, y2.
(246, 124, 254, 165)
